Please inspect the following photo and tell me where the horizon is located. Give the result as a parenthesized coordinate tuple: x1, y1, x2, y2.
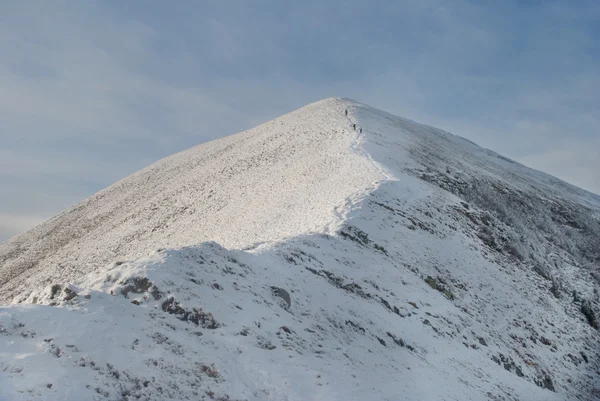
(1, 1, 599, 242)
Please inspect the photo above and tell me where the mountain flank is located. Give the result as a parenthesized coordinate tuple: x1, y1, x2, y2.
(1, 98, 599, 400)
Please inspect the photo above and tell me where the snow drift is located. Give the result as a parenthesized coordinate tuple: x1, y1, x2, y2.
(1, 98, 599, 400)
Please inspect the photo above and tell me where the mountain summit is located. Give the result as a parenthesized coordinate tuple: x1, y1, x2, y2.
(1, 98, 599, 400)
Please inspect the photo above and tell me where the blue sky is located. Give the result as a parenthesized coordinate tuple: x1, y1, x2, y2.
(1, 0, 599, 242)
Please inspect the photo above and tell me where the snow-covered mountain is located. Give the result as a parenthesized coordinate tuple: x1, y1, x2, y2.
(1, 98, 599, 401)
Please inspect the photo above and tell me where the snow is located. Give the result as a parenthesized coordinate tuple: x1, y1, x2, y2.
(1, 98, 599, 400)
(0, 98, 383, 301)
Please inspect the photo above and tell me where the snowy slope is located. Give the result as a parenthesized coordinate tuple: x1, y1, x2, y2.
(0, 98, 382, 302)
(1, 98, 599, 401)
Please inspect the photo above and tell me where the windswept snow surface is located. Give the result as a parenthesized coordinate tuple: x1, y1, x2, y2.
(1, 98, 600, 400)
(0, 98, 382, 300)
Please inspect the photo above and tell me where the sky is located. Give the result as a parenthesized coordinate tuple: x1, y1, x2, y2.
(1, 0, 599, 243)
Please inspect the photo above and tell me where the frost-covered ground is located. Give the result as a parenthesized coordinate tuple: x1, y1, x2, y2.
(1, 98, 599, 400)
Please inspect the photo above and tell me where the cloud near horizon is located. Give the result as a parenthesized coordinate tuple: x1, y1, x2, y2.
(1, 0, 599, 242)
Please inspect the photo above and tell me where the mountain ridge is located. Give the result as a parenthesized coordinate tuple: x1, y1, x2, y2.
(1, 98, 599, 400)
(0, 98, 383, 301)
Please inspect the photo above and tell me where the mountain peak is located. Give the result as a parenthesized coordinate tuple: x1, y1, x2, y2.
(0, 97, 384, 299)
(1, 100, 599, 400)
